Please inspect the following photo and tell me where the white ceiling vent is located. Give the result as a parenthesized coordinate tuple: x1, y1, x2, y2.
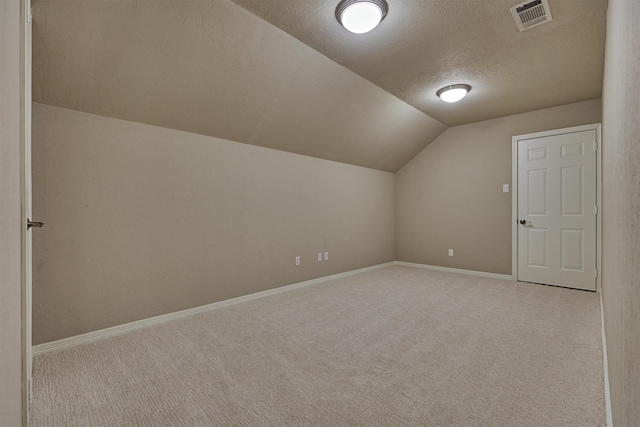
(510, 0, 552, 32)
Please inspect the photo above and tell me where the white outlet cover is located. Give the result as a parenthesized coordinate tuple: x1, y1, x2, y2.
(324, 252, 329, 261)
(317, 252, 322, 262)
(503, 184, 510, 193)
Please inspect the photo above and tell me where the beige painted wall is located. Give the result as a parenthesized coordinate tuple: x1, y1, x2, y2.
(396, 99, 602, 274)
(0, 0, 25, 425)
(32, 103, 395, 345)
(601, 0, 640, 425)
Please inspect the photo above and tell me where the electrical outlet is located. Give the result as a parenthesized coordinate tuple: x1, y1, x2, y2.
(324, 252, 329, 261)
(295, 256, 300, 266)
(503, 184, 510, 193)
(448, 249, 454, 256)
(318, 252, 322, 262)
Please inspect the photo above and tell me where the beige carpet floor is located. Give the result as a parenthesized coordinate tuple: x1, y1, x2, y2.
(30, 266, 605, 426)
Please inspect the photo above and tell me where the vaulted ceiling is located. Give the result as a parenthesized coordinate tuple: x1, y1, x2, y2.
(32, 0, 607, 172)
(233, 0, 607, 126)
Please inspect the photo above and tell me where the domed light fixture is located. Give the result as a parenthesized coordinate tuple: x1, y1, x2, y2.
(336, 0, 388, 34)
(436, 84, 472, 103)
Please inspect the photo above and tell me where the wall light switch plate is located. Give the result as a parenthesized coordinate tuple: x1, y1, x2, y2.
(324, 252, 329, 261)
(318, 252, 322, 262)
(448, 249, 453, 256)
(503, 184, 510, 193)
(295, 256, 300, 266)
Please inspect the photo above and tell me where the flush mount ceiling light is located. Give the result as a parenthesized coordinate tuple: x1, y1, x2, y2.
(436, 84, 472, 103)
(336, 0, 388, 34)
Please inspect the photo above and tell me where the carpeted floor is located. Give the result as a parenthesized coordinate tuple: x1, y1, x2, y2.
(30, 266, 605, 426)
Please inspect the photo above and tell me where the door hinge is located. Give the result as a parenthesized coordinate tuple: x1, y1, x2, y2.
(594, 269, 598, 278)
(594, 205, 598, 215)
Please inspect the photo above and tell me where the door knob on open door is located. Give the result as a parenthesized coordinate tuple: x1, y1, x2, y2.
(519, 219, 527, 225)
(27, 219, 44, 230)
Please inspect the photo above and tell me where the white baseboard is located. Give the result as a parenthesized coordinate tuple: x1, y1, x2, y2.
(31, 261, 522, 356)
(394, 261, 512, 281)
(33, 262, 395, 356)
(600, 292, 614, 427)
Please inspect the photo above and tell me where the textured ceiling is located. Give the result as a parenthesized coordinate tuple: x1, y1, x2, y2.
(32, 0, 445, 172)
(32, 0, 607, 172)
(232, 0, 608, 126)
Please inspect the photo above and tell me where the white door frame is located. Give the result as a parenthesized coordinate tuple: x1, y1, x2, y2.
(511, 123, 602, 291)
(21, 0, 33, 424)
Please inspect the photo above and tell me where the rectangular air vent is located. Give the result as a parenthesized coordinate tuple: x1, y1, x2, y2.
(510, 0, 552, 32)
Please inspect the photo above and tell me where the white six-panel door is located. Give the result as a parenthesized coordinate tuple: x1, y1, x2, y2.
(516, 129, 598, 291)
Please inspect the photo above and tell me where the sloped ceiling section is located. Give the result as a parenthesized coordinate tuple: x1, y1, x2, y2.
(233, 0, 608, 126)
(32, 0, 446, 172)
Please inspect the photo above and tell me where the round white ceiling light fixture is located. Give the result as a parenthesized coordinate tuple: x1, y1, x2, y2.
(335, 0, 388, 34)
(436, 84, 472, 103)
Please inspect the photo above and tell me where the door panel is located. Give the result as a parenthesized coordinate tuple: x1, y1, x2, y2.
(517, 130, 597, 291)
(561, 166, 583, 214)
(561, 229, 583, 270)
(527, 169, 547, 215)
(528, 147, 547, 161)
(527, 228, 547, 267)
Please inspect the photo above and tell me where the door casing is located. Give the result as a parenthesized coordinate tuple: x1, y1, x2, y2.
(21, 0, 32, 424)
(511, 123, 602, 291)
